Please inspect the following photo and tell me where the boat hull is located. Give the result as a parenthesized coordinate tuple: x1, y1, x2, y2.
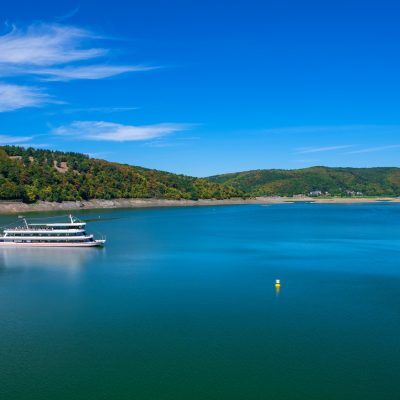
(0, 240, 105, 248)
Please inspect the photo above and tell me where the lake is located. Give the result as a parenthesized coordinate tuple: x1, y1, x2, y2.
(1, 204, 400, 400)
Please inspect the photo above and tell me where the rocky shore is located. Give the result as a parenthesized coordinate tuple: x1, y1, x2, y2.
(0, 196, 399, 214)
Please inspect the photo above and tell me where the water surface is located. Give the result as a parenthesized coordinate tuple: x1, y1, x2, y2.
(1, 204, 400, 399)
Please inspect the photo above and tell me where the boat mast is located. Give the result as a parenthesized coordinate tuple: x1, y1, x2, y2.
(19, 216, 28, 228)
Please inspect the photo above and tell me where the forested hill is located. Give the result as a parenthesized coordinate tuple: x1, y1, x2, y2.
(0, 146, 242, 203)
(2, 146, 400, 203)
(207, 167, 400, 197)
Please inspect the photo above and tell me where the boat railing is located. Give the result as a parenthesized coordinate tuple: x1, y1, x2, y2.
(96, 234, 107, 242)
(5, 227, 85, 232)
(92, 230, 106, 242)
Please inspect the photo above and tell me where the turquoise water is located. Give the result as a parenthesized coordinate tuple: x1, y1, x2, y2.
(1, 204, 400, 399)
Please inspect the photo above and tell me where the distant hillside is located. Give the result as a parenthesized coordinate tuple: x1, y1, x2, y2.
(207, 167, 400, 197)
(0, 146, 243, 203)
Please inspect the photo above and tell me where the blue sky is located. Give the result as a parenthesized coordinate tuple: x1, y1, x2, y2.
(1, 0, 400, 176)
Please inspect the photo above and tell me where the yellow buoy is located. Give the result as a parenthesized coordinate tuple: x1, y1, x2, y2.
(275, 279, 281, 295)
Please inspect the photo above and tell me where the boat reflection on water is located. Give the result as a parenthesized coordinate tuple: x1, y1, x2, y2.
(0, 247, 99, 272)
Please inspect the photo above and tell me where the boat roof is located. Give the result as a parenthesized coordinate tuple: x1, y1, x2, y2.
(4, 228, 85, 233)
(28, 222, 86, 226)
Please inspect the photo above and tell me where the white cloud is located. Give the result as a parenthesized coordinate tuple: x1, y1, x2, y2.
(0, 22, 159, 113)
(35, 64, 157, 81)
(263, 125, 369, 135)
(346, 145, 400, 154)
(0, 83, 51, 112)
(0, 134, 33, 144)
(56, 6, 81, 22)
(61, 106, 139, 114)
(0, 23, 105, 67)
(263, 125, 400, 135)
(293, 159, 320, 163)
(295, 145, 354, 154)
(0, 23, 158, 81)
(53, 121, 193, 142)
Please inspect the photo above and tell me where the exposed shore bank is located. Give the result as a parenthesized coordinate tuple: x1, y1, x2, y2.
(0, 196, 399, 214)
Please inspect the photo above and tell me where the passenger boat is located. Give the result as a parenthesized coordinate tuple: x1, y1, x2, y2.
(0, 215, 106, 247)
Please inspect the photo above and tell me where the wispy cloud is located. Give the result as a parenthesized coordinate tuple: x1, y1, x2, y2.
(0, 23, 105, 67)
(60, 106, 139, 114)
(52, 121, 193, 142)
(264, 125, 370, 135)
(0, 83, 52, 112)
(294, 145, 354, 154)
(35, 64, 157, 81)
(56, 6, 80, 22)
(346, 145, 400, 154)
(0, 23, 158, 81)
(144, 136, 199, 148)
(0, 22, 159, 113)
(293, 159, 320, 164)
(0, 134, 33, 144)
(263, 125, 400, 135)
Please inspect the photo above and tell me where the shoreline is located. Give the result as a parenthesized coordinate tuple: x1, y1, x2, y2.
(0, 196, 399, 214)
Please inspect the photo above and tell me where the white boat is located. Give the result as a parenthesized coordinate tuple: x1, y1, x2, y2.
(0, 215, 106, 247)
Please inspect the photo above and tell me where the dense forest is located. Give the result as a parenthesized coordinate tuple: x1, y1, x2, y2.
(0, 146, 243, 202)
(208, 167, 400, 197)
(2, 146, 400, 203)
